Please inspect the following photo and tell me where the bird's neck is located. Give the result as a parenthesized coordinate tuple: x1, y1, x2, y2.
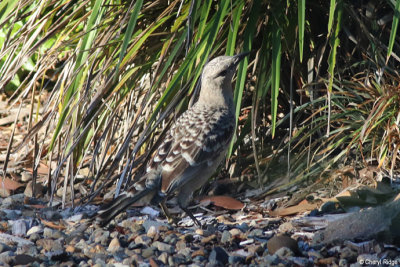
(198, 83, 234, 111)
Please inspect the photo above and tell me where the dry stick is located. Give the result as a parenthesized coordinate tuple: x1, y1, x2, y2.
(288, 58, 295, 174)
(2, 101, 23, 180)
(251, 92, 261, 186)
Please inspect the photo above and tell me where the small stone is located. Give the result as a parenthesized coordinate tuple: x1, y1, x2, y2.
(142, 220, 168, 233)
(108, 237, 121, 252)
(92, 229, 110, 245)
(158, 252, 169, 264)
(267, 235, 299, 255)
(134, 235, 152, 246)
(43, 227, 64, 239)
(317, 257, 336, 265)
(175, 240, 186, 251)
(29, 233, 41, 242)
(147, 226, 158, 238)
(0, 243, 11, 253)
(209, 247, 229, 265)
(278, 222, 295, 232)
(142, 247, 155, 258)
(236, 223, 249, 232)
(264, 254, 280, 265)
(41, 210, 62, 221)
(163, 234, 177, 245)
(16, 244, 38, 257)
(152, 241, 174, 253)
(11, 220, 27, 237)
(27, 226, 43, 236)
(308, 250, 323, 259)
(220, 230, 232, 244)
(195, 229, 204, 235)
(239, 238, 254, 246)
(14, 254, 38, 265)
(229, 255, 245, 264)
(65, 245, 78, 253)
(24, 181, 44, 197)
(229, 228, 242, 237)
(340, 247, 357, 261)
(66, 214, 84, 223)
(248, 228, 263, 237)
(201, 234, 216, 244)
(191, 249, 206, 258)
(56, 186, 72, 198)
(0, 251, 14, 264)
(21, 172, 32, 182)
(275, 247, 294, 258)
(4, 210, 20, 220)
(36, 238, 63, 252)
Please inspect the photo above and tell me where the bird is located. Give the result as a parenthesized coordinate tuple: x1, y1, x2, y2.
(97, 52, 250, 227)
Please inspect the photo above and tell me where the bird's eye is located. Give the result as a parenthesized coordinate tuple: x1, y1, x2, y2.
(218, 70, 227, 77)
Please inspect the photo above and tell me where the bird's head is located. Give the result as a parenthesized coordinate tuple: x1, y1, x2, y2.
(201, 52, 250, 90)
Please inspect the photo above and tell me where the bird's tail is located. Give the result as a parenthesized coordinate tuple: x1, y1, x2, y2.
(96, 188, 155, 226)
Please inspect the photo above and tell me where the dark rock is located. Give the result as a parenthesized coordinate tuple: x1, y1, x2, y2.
(0, 243, 12, 253)
(45, 250, 69, 261)
(184, 233, 194, 243)
(41, 210, 62, 221)
(208, 247, 229, 265)
(236, 223, 249, 232)
(13, 254, 40, 265)
(267, 235, 299, 255)
(228, 255, 245, 264)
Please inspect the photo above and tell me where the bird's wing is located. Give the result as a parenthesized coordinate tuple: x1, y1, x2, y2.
(146, 105, 235, 193)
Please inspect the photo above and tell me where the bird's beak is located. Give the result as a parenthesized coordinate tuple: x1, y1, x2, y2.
(233, 51, 250, 66)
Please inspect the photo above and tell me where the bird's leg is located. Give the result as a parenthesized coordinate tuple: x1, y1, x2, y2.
(160, 201, 179, 225)
(180, 206, 202, 227)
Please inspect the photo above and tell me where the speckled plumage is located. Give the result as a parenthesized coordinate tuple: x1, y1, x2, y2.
(97, 52, 249, 226)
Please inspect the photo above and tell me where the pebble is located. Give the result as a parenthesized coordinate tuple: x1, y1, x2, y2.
(267, 235, 299, 255)
(158, 252, 169, 264)
(108, 237, 121, 252)
(152, 241, 174, 253)
(201, 234, 216, 244)
(0, 190, 398, 266)
(0, 251, 14, 264)
(146, 226, 158, 238)
(229, 255, 245, 264)
(0, 243, 11, 253)
(239, 238, 254, 246)
(14, 254, 38, 265)
(134, 235, 152, 246)
(43, 227, 64, 239)
(11, 219, 27, 236)
(229, 228, 242, 237)
(220, 230, 232, 243)
(27, 225, 43, 236)
(141, 247, 155, 258)
(209, 246, 229, 265)
(191, 248, 206, 258)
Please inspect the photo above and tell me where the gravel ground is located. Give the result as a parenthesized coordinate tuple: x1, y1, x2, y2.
(0, 193, 399, 267)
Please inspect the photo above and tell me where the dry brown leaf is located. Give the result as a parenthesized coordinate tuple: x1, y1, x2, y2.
(24, 162, 49, 175)
(0, 177, 23, 191)
(270, 200, 319, 216)
(200, 195, 244, 210)
(40, 219, 66, 230)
